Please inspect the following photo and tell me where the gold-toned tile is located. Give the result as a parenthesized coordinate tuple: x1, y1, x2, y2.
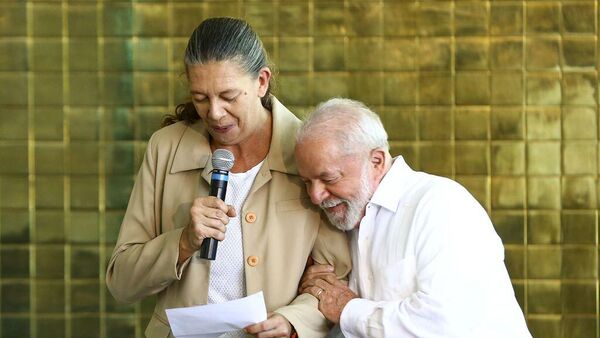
(278, 3, 309, 37)
(418, 2, 452, 37)
(562, 211, 596, 245)
(68, 4, 97, 37)
(103, 38, 133, 71)
(491, 176, 525, 209)
(105, 142, 135, 175)
(491, 37, 523, 70)
(491, 142, 525, 175)
(279, 38, 311, 72)
(133, 38, 169, 71)
(528, 177, 561, 210)
(492, 211, 525, 245)
(35, 210, 65, 243)
(35, 143, 64, 174)
(134, 72, 169, 106)
(418, 38, 451, 71)
(526, 107, 561, 140)
(454, 2, 488, 36)
(0, 143, 27, 175)
(527, 245, 561, 279)
(562, 247, 596, 279)
(1, 281, 30, 313)
(527, 141, 561, 175)
(455, 38, 489, 70)
(69, 143, 99, 175)
(504, 246, 525, 278)
(0, 210, 29, 243)
(526, 3, 560, 34)
(491, 107, 523, 140)
(562, 282, 596, 314)
(562, 107, 597, 140)
(0, 73, 27, 105)
(34, 108, 63, 140)
(314, 3, 345, 36)
(563, 37, 597, 69)
(528, 211, 560, 244)
(562, 176, 597, 209)
(527, 280, 561, 314)
(313, 73, 349, 103)
(455, 142, 489, 175)
(36, 281, 64, 312)
(490, 3, 523, 36)
(136, 108, 164, 141)
(0, 39, 27, 71)
(70, 175, 99, 209)
(419, 143, 453, 175)
(279, 73, 309, 106)
(527, 317, 562, 338)
(384, 73, 417, 105)
(383, 38, 417, 71)
(0, 108, 27, 140)
(204, 2, 241, 18)
(562, 72, 597, 105)
(562, 316, 597, 338)
(69, 73, 99, 106)
(32, 39, 62, 71)
(455, 107, 489, 140)
(563, 142, 597, 175)
(491, 71, 523, 105)
(0, 3, 27, 36)
(419, 108, 452, 140)
(347, 2, 382, 37)
(133, 3, 169, 37)
(349, 72, 383, 106)
(32, 3, 63, 37)
(36, 318, 65, 337)
(380, 108, 416, 141)
(562, 3, 596, 34)
(244, 6, 275, 38)
(171, 4, 203, 37)
(455, 175, 488, 208)
(419, 72, 452, 105)
(389, 144, 417, 170)
(69, 108, 100, 141)
(69, 211, 99, 243)
(106, 175, 135, 209)
(104, 73, 134, 106)
(35, 175, 64, 209)
(456, 71, 490, 105)
(0, 175, 28, 209)
(36, 247, 64, 279)
(34, 72, 63, 106)
(103, 3, 133, 37)
(383, 2, 417, 37)
(526, 37, 560, 70)
(348, 37, 382, 71)
(69, 39, 98, 71)
(314, 37, 345, 71)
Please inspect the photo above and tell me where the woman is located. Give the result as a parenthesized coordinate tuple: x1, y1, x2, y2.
(106, 17, 351, 338)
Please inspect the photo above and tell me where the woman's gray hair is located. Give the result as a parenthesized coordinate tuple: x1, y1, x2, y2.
(184, 17, 272, 110)
(297, 98, 389, 156)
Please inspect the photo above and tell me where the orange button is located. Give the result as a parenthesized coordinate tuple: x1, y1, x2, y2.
(247, 255, 259, 267)
(245, 212, 257, 223)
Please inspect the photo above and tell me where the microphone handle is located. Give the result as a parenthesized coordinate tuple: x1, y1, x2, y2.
(199, 169, 229, 260)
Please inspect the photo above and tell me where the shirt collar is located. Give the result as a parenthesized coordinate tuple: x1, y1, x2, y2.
(170, 95, 300, 175)
(369, 156, 414, 212)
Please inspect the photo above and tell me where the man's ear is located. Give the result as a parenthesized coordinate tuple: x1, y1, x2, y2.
(257, 67, 271, 98)
(370, 148, 387, 178)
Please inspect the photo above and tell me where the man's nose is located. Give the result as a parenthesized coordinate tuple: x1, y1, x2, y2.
(308, 182, 328, 205)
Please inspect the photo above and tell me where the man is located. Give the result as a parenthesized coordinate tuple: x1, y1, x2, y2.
(295, 98, 532, 337)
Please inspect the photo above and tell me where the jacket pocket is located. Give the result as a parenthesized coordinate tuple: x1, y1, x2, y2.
(145, 313, 172, 338)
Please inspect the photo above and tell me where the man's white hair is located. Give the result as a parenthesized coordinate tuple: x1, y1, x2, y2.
(296, 98, 389, 156)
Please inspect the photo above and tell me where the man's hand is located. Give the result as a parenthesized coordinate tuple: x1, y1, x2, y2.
(299, 264, 358, 324)
(245, 313, 292, 338)
(178, 196, 236, 264)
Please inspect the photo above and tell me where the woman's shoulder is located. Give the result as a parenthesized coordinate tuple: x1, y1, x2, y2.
(148, 120, 191, 146)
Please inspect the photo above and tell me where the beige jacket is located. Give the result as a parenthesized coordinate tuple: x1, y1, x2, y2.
(106, 97, 351, 338)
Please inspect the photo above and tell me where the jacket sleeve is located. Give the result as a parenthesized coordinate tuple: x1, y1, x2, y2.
(105, 133, 189, 304)
(274, 217, 352, 338)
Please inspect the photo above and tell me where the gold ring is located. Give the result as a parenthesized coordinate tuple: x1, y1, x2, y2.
(316, 288, 324, 299)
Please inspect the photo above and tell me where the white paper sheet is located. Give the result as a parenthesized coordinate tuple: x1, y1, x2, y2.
(165, 291, 267, 338)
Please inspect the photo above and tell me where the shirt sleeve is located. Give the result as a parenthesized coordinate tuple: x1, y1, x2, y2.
(106, 133, 186, 303)
(340, 183, 527, 338)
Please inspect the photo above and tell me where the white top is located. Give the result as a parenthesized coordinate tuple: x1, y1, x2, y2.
(340, 157, 532, 338)
(207, 161, 263, 338)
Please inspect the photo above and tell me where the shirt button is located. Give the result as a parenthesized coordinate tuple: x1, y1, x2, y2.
(247, 255, 259, 267)
(245, 212, 257, 223)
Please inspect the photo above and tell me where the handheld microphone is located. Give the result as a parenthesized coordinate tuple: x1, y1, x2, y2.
(199, 149, 235, 260)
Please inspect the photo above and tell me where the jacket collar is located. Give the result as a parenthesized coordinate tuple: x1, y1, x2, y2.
(169, 96, 300, 179)
(369, 156, 414, 212)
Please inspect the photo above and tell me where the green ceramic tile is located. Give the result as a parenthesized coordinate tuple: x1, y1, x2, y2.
(562, 211, 596, 244)
(527, 245, 561, 278)
(106, 317, 136, 338)
(563, 316, 597, 338)
(419, 143, 453, 175)
(71, 281, 99, 311)
(68, 4, 97, 37)
(171, 4, 204, 37)
(134, 38, 169, 71)
(1, 247, 29, 278)
(528, 211, 561, 244)
(35, 318, 65, 337)
(562, 282, 596, 314)
(104, 107, 134, 141)
(562, 72, 597, 105)
(204, 2, 241, 19)
(103, 3, 133, 37)
(134, 72, 169, 106)
(278, 3, 309, 37)
(71, 246, 99, 279)
(527, 177, 561, 210)
(491, 142, 525, 175)
(349, 72, 383, 106)
(1, 210, 29, 243)
(34, 72, 63, 106)
(32, 3, 63, 37)
(136, 108, 163, 141)
(314, 38, 345, 71)
(69, 73, 99, 106)
(69, 211, 99, 243)
(35, 143, 65, 174)
(491, 176, 525, 209)
(0, 143, 28, 175)
(0, 4, 26, 36)
(503, 246, 525, 278)
(0, 38, 27, 71)
(103, 73, 134, 106)
(562, 247, 596, 279)
(36, 246, 64, 279)
(381, 108, 416, 141)
(2, 317, 30, 338)
(348, 37, 382, 71)
(69, 39, 98, 71)
(0, 175, 29, 209)
(527, 142, 561, 175)
(347, 2, 382, 37)
(384, 73, 417, 105)
(0, 108, 27, 140)
(279, 38, 311, 72)
(34, 108, 63, 140)
(455, 142, 489, 175)
(1, 282, 29, 312)
(105, 210, 125, 244)
(527, 316, 561, 338)
(106, 175, 134, 210)
(69, 143, 99, 175)
(133, 3, 168, 36)
(32, 38, 62, 71)
(35, 210, 65, 243)
(105, 142, 134, 174)
(0, 73, 27, 105)
(36, 281, 65, 313)
(383, 2, 417, 36)
(528, 280, 561, 314)
(70, 175, 99, 209)
(454, 2, 488, 36)
(419, 108, 452, 140)
(35, 175, 64, 209)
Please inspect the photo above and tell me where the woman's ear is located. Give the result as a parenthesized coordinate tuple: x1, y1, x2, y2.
(257, 67, 272, 98)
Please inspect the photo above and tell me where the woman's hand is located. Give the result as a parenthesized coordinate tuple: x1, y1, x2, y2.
(178, 196, 236, 263)
(245, 313, 293, 338)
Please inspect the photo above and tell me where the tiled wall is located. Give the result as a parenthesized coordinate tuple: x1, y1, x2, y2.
(0, 0, 598, 337)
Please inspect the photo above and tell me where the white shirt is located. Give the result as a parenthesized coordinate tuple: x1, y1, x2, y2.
(340, 157, 532, 338)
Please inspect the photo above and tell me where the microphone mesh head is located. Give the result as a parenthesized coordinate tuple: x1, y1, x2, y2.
(212, 149, 235, 171)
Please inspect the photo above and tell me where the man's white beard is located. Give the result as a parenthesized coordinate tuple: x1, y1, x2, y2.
(320, 169, 373, 231)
